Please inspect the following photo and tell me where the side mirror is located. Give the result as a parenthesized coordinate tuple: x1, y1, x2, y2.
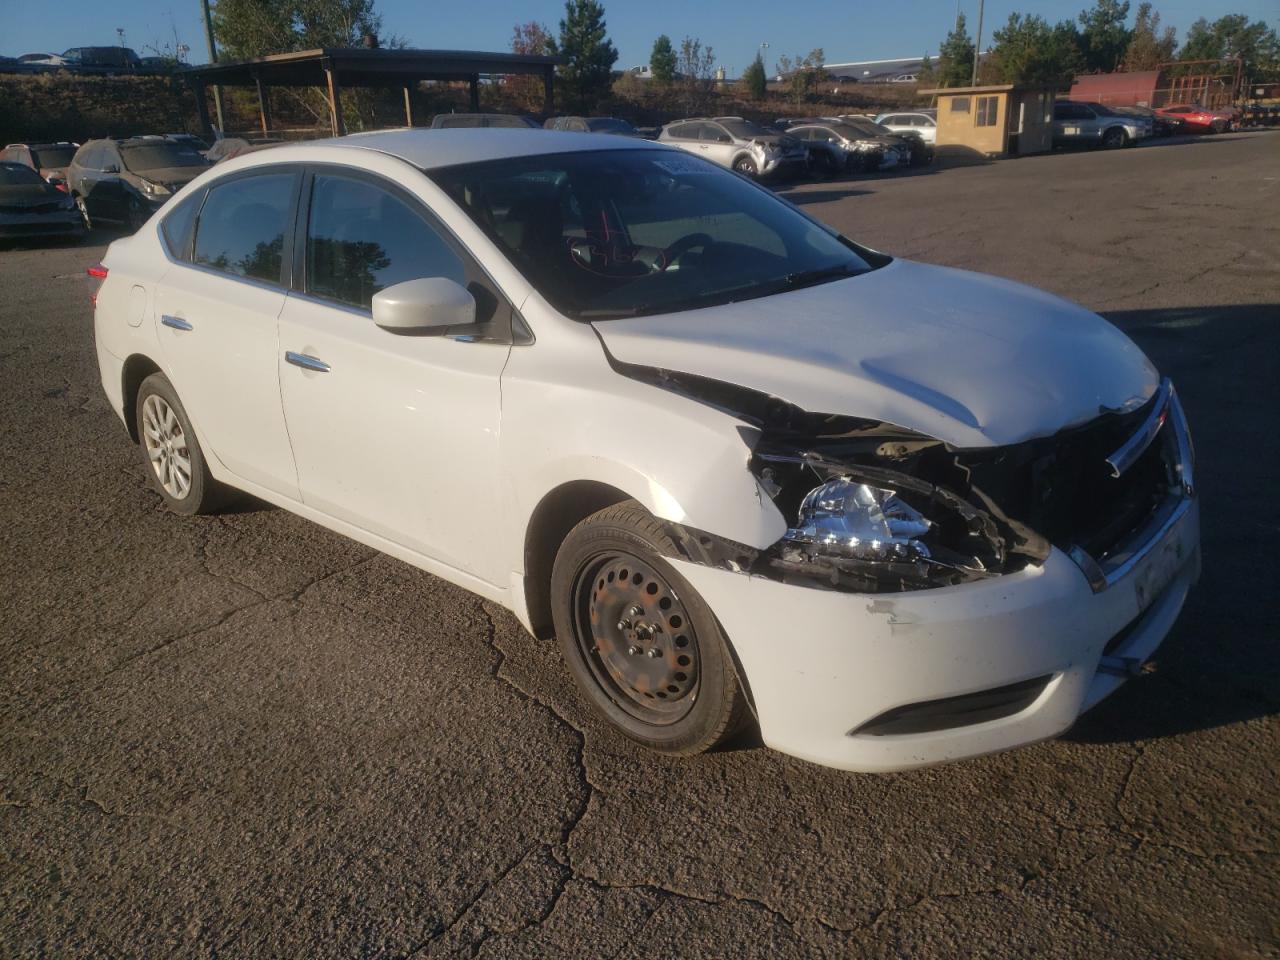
(372, 277, 475, 335)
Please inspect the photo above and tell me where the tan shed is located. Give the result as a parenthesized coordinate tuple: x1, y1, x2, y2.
(919, 84, 1058, 158)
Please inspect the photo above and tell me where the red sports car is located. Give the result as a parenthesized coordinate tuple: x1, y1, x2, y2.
(1154, 104, 1229, 134)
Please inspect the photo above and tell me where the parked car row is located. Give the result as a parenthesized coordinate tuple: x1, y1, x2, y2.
(0, 46, 172, 76)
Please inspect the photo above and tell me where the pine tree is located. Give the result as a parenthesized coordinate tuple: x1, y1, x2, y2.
(550, 0, 619, 112)
(650, 34, 676, 86)
(1122, 3, 1176, 71)
(742, 51, 767, 100)
(937, 14, 976, 86)
(1078, 0, 1132, 72)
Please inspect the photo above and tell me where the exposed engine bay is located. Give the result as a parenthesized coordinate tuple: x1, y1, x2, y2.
(616, 360, 1175, 594)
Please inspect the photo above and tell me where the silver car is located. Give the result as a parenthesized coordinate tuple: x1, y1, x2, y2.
(786, 121, 907, 173)
(874, 110, 937, 145)
(1053, 101, 1152, 149)
(658, 117, 806, 179)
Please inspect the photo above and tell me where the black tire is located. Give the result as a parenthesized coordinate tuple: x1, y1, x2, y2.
(550, 501, 751, 755)
(1102, 127, 1128, 149)
(127, 197, 147, 233)
(134, 372, 227, 515)
(732, 155, 758, 179)
(74, 194, 93, 230)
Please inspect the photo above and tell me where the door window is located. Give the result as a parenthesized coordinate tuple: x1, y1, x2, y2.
(193, 171, 296, 284)
(665, 123, 696, 140)
(304, 173, 465, 310)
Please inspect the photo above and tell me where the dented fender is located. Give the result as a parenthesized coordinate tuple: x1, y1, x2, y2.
(498, 309, 787, 581)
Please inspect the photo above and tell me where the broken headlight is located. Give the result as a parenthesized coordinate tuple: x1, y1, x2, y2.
(767, 468, 1007, 592)
(785, 479, 931, 561)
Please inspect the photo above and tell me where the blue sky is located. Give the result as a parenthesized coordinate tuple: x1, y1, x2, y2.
(4, 0, 1274, 74)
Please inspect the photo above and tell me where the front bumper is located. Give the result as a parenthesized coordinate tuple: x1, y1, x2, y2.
(0, 211, 83, 238)
(676, 496, 1198, 771)
(676, 391, 1201, 773)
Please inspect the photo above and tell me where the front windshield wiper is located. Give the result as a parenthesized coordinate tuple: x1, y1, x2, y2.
(771, 263, 862, 293)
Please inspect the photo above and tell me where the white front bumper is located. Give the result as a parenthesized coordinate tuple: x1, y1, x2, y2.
(674, 497, 1199, 772)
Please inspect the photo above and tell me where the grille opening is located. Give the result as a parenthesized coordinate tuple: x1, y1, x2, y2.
(851, 675, 1053, 737)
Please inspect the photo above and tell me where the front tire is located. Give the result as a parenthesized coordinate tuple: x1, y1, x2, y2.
(732, 155, 759, 179)
(74, 194, 93, 230)
(134, 373, 226, 515)
(551, 501, 750, 755)
(1102, 127, 1128, 149)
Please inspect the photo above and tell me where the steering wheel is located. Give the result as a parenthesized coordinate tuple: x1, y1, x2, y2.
(661, 233, 714, 269)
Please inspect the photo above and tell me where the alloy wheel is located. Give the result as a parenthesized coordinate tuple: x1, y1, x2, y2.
(75, 196, 92, 229)
(574, 551, 701, 724)
(141, 394, 192, 499)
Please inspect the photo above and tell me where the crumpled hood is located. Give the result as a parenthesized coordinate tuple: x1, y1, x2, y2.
(593, 259, 1158, 448)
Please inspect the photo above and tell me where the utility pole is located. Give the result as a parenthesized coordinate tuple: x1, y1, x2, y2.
(199, 0, 226, 134)
(970, 0, 985, 86)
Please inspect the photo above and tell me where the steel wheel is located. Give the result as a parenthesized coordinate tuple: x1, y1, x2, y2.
(141, 393, 192, 500)
(574, 551, 700, 724)
(74, 195, 92, 230)
(550, 500, 750, 755)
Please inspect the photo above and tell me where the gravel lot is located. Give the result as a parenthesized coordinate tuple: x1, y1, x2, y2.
(2, 132, 1277, 959)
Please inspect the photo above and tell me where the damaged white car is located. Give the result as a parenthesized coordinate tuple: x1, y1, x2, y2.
(91, 130, 1200, 772)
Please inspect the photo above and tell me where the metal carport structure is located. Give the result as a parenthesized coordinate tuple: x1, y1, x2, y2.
(180, 48, 560, 138)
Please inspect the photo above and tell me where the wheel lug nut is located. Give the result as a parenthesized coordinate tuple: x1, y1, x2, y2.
(627, 645, 641, 656)
(647, 648, 662, 658)
(629, 605, 644, 617)
(617, 620, 629, 631)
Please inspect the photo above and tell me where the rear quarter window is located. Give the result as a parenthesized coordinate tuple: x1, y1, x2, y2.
(161, 189, 204, 260)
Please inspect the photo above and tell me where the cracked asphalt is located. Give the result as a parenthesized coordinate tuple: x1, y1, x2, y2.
(2, 131, 1278, 959)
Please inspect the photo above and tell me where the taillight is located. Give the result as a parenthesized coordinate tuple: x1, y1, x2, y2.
(87, 263, 108, 306)
(53, 182, 68, 193)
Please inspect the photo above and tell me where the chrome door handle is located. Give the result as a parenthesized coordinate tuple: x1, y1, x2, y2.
(160, 314, 193, 331)
(285, 351, 330, 373)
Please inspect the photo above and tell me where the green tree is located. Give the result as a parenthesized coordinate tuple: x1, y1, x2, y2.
(1123, 2, 1176, 71)
(936, 14, 976, 86)
(550, 0, 619, 112)
(1078, 0, 1132, 72)
(650, 34, 676, 86)
(741, 50, 767, 100)
(1179, 15, 1279, 82)
(211, 0, 384, 59)
(989, 13, 1083, 84)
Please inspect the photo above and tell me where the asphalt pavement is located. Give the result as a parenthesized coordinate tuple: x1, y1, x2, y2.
(2, 131, 1277, 958)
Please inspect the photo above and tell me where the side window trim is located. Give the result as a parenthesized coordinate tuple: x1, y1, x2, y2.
(181, 163, 303, 290)
(292, 162, 520, 344)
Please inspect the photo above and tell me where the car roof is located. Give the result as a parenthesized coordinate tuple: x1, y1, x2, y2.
(300, 128, 662, 169)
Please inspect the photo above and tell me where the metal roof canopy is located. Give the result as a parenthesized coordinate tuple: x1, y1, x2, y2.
(180, 47, 560, 138)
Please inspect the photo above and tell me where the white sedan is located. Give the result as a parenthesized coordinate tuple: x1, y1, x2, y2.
(91, 130, 1199, 772)
(874, 110, 938, 145)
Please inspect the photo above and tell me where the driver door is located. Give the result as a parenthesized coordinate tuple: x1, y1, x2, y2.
(277, 168, 511, 584)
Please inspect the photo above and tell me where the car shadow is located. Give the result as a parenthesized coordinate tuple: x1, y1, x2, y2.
(1064, 302, 1280, 744)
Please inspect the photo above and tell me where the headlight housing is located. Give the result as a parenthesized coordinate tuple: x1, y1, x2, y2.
(140, 179, 171, 197)
(785, 479, 931, 561)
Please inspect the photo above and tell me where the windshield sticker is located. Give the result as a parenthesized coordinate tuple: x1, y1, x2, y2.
(652, 156, 715, 175)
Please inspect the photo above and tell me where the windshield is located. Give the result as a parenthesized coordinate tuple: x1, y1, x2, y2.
(0, 163, 47, 186)
(1089, 103, 1118, 116)
(587, 118, 634, 133)
(841, 117, 890, 137)
(32, 146, 76, 168)
(430, 149, 881, 320)
(717, 118, 770, 138)
(120, 143, 207, 172)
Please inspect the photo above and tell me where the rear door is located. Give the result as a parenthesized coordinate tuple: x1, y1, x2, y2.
(153, 166, 302, 499)
(276, 167, 510, 580)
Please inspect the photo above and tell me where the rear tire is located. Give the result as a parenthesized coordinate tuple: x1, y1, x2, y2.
(134, 373, 227, 515)
(550, 501, 751, 755)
